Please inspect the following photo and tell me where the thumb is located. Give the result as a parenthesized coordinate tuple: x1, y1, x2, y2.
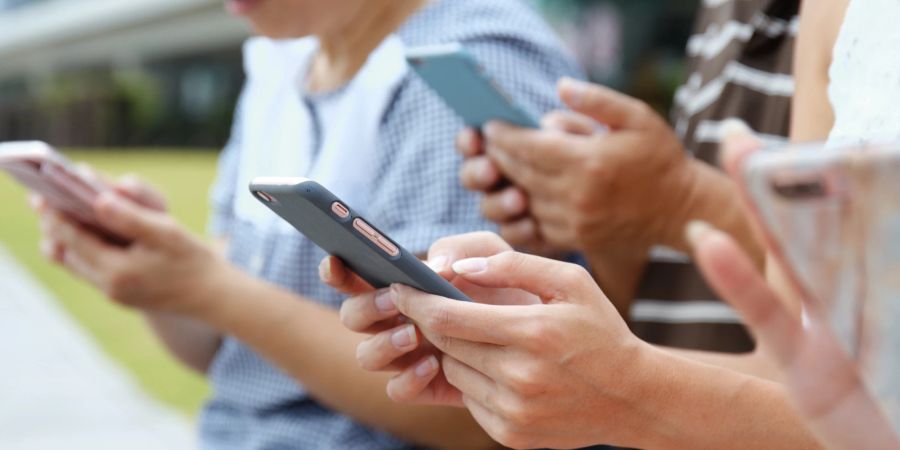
(94, 191, 176, 244)
(450, 251, 596, 304)
(557, 77, 648, 130)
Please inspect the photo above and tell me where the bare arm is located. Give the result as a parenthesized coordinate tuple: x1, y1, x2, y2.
(792, 0, 850, 142)
(194, 263, 498, 449)
(140, 237, 228, 374)
(634, 346, 820, 450)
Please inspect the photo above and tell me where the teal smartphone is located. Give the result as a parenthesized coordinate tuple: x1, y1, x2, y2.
(406, 43, 540, 129)
(250, 177, 472, 301)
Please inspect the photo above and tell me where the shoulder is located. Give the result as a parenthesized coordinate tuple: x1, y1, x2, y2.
(400, 0, 554, 43)
(394, 0, 582, 116)
(398, 0, 578, 70)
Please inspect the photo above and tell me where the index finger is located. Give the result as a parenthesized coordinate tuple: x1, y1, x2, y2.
(391, 284, 530, 346)
(483, 121, 583, 174)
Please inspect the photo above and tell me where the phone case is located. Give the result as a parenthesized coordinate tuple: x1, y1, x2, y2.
(249, 177, 472, 301)
(406, 43, 540, 129)
(0, 141, 98, 224)
(740, 142, 900, 426)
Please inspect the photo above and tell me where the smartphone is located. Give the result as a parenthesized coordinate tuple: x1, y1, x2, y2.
(406, 43, 540, 129)
(739, 142, 900, 424)
(250, 177, 472, 301)
(0, 141, 108, 227)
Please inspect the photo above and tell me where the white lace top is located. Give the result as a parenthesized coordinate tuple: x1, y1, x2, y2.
(828, 0, 900, 146)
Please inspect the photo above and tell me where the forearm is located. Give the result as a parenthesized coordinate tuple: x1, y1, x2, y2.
(193, 264, 498, 450)
(623, 344, 820, 450)
(143, 312, 222, 374)
(584, 250, 647, 316)
(666, 346, 781, 381)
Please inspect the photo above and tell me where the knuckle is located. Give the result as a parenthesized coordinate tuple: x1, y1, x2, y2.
(422, 304, 456, 335)
(503, 364, 544, 398)
(106, 268, 140, 301)
(492, 423, 531, 450)
(495, 251, 527, 275)
(558, 263, 591, 288)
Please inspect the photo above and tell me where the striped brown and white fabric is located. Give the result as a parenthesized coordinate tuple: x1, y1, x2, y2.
(629, 0, 800, 353)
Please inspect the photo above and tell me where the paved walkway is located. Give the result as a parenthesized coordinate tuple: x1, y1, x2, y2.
(0, 245, 195, 450)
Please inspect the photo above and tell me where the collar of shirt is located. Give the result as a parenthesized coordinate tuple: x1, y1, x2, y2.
(233, 34, 410, 231)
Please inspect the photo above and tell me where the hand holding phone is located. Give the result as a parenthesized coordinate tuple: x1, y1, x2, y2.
(738, 142, 900, 432)
(0, 141, 122, 241)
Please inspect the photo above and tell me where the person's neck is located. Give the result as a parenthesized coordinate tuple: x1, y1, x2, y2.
(307, 0, 425, 93)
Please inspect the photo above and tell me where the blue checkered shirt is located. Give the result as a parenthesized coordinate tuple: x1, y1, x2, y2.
(200, 1, 582, 448)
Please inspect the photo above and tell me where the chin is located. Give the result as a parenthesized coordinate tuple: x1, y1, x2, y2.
(251, 25, 312, 39)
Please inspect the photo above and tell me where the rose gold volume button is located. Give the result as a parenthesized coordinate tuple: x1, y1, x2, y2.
(353, 218, 377, 236)
(376, 236, 400, 256)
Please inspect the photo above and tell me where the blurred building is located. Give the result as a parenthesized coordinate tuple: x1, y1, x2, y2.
(0, 0, 250, 147)
(0, 0, 698, 148)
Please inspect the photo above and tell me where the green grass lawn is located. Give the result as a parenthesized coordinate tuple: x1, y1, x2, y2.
(0, 149, 219, 416)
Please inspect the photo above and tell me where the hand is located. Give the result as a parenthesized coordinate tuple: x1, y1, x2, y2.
(481, 77, 696, 256)
(327, 232, 539, 405)
(383, 251, 650, 449)
(35, 176, 228, 315)
(685, 130, 900, 450)
(455, 111, 595, 255)
(689, 222, 900, 450)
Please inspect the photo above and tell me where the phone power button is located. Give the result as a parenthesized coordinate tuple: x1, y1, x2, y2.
(331, 202, 350, 218)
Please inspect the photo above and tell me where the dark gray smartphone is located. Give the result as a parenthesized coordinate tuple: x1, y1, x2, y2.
(249, 177, 471, 301)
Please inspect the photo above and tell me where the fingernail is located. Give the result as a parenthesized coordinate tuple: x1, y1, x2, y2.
(452, 257, 488, 275)
(318, 258, 331, 281)
(426, 255, 448, 273)
(719, 118, 753, 141)
(685, 220, 713, 248)
(558, 77, 588, 107)
(463, 128, 476, 148)
(503, 189, 524, 213)
(374, 288, 397, 312)
(391, 324, 417, 349)
(415, 355, 439, 378)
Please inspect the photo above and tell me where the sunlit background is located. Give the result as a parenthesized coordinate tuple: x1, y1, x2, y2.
(0, 1, 697, 448)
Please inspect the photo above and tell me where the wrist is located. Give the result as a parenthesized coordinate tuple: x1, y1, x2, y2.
(599, 340, 671, 449)
(584, 250, 647, 314)
(614, 344, 696, 450)
(178, 255, 249, 325)
(655, 156, 704, 252)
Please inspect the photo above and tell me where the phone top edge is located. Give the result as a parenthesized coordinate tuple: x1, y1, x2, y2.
(249, 177, 314, 190)
(0, 141, 56, 160)
(405, 42, 465, 59)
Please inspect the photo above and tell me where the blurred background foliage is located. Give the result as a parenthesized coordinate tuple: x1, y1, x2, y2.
(0, 0, 698, 148)
(0, 0, 699, 416)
